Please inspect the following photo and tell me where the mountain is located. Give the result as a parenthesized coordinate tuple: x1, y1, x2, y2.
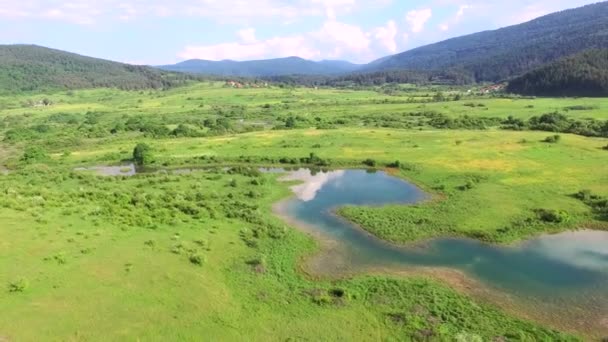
(365, 2, 608, 82)
(507, 49, 608, 97)
(0, 45, 197, 93)
(158, 57, 361, 77)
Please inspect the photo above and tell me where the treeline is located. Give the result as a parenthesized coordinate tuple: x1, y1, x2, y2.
(262, 69, 474, 87)
(502, 112, 608, 137)
(0, 45, 203, 93)
(507, 49, 608, 97)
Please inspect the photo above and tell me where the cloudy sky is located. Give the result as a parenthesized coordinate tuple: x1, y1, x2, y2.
(0, 0, 600, 64)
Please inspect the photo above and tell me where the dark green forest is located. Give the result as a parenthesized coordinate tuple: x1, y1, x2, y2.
(0, 45, 200, 93)
(507, 49, 608, 97)
(366, 2, 608, 82)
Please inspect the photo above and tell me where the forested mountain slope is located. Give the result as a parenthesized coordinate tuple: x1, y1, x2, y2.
(507, 49, 608, 96)
(366, 2, 608, 82)
(0, 45, 197, 93)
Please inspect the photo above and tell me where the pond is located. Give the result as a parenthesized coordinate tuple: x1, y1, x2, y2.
(274, 168, 608, 334)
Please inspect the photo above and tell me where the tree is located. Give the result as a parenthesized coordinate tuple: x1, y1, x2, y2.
(285, 116, 296, 128)
(133, 143, 153, 166)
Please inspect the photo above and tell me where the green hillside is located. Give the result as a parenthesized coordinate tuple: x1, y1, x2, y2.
(507, 49, 608, 97)
(0, 45, 198, 93)
(366, 2, 608, 82)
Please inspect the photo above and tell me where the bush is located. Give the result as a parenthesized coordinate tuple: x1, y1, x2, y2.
(8, 278, 29, 293)
(189, 253, 204, 266)
(301, 152, 329, 166)
(386, 160, 401, 168)
(133, 143, 153, 166)
(603, 144, 608, 151)
(536, 209, 569, 223)
(362, 159, 376, 167)
(543, 135, 561, 143)
(21, 146, 48, 163)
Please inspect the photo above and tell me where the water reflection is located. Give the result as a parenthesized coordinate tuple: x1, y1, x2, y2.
(275, 168, 608, 331)
(523, 231, 608, 272)
(281, 169, 346, 202)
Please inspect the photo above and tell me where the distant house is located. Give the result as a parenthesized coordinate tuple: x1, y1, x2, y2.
(225, 81, 270, 89)
(225, 80, 244, 88)
(479, 83, 506, 94)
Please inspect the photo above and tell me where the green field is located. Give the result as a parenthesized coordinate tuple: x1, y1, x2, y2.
(1, 83, 607, 340)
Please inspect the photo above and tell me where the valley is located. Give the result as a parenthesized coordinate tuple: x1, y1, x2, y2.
(1, 83, 607, 340)
(2, 1, 608, 340)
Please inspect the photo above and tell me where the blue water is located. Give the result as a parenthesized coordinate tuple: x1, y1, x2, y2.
(279, 169, 608, 304)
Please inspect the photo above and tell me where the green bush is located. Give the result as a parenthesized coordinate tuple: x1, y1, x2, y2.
(362, 159, 376, 167)
(8, 278, 29, 293)
(386, 160, 401, 168)
(189, 253, 204, 266)
(21, 146, 49, 163)
(536, 209, 569, 223)
(133, 143, 153, 166)
(543, 135, 561, 143)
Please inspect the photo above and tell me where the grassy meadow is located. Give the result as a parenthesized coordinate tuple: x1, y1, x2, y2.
(0, 83, 607, 340)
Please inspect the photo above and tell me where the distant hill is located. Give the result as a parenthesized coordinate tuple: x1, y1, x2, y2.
(158, 57, 361, 77)
(507, 49, 608, 97)
(365, 2, 608, 82)
(0, 45, 197, 93)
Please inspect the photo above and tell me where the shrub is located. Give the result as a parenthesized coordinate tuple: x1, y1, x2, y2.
(189, 253, 204, 266)
(133, 143, 153, 166)
(386, 160, 401, 168)
(247, 255, 267, 273)
(8, 278, 29, 293)
(536, 209, 569, 223)
(329, 288, 347, 298)
(193, 239, 208, 247)
(21, 146, 49, 163)
(574, 190, 595, 201)
(603, 144, 608, 151)
(362, 159, 376, 167)
(301, 152, 329, 166)
(543, 135, 561, 143)
(458, 180, 476, 191)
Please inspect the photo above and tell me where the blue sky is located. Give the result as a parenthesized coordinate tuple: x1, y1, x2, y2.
(0, 0, 601, 64)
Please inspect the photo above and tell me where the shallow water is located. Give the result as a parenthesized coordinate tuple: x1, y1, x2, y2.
(74, 164, 137, 176)
(276, 168, 608, 332)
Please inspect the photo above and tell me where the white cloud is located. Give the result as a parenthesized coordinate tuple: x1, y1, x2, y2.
(373, 20, 398, 53)
(178, 16, 405, 62)
(406, 8, 432, 33)
(237, 28, 257, 44)
(179, 35, 321, 61)
(457, 4, 471, 17)
(317, 20, 370, 52)
(0, 0, 400, 26)
(437, 4, 470, 33)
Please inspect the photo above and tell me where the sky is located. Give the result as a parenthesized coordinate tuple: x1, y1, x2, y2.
(0, 0, 601, 65)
